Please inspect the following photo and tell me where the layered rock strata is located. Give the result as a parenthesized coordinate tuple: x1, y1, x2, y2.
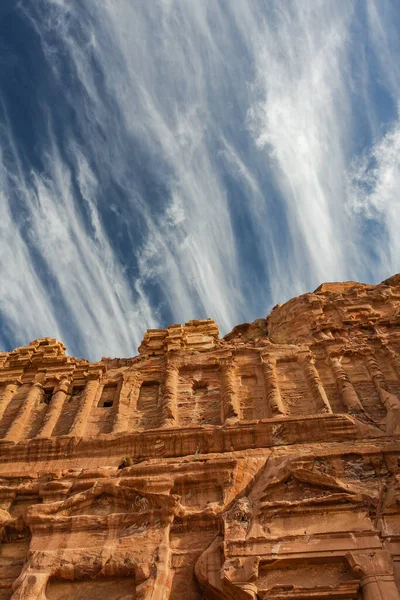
(1, 275, 400, 599)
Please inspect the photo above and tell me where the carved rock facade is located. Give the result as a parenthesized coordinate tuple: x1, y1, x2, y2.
(1, 275, 400, 599)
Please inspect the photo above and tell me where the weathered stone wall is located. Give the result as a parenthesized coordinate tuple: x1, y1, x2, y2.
(1, 276, 400, 599)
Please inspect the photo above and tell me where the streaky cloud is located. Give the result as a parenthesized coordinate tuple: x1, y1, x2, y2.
(0, 0, 399, 359)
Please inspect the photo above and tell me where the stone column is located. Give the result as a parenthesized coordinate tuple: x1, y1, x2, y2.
(36, 377, 70, 438)
(365, 352, 400, 434)
(4, 381, 43, 442)
(223, 555, 260, 600)
(365, 352, 386, 390)
(365, 352, 398, 409)
(220, 360, 240, 423)
(380, 340, 400, 379)
(301, 354, 333, 413)
(261, 357, 286, 417)
(69, 376, 100, 437)
(147, 525, 173, 599)
(11, 569, 49, 600)
(113, 374, 139, 434)
(161, 361, 178, 427)
(346, 550, 400, 600)
(0, 380, 21, 422)
(329, 355, 364, 414)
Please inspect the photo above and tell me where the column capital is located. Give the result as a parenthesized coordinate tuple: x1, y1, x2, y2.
(296, 350, 314, 364)
(346, 550, 394, 578)
(165, 359, 180, 372)
(83, 370, 103, 382)
(260, 354, 277, 366)
(4, 377, 22, 388)
(219, 357, 236, 368)
(53, 378, 71, 395)
(30, 381, 44, 390)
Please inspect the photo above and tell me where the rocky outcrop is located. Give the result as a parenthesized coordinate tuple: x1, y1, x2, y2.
(1, 276, 400, 599)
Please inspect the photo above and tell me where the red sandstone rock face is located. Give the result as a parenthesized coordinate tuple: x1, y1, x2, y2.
(1, 277, 400, 599)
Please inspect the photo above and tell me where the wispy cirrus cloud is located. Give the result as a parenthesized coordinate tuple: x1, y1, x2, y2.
(0, 1, 399, 359)
(346, 0, 400, 279)
(347, 111, 400, 277)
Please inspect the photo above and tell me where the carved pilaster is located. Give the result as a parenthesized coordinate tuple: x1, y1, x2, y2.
(365, 352, 386, 390)
(36, 377, 71, 439)
(10, 569, 49, 600)
(223, 556, 260, 600)
(161, 361, 179, 427)
(220, 360, 239, 423)
(113, 373, 139, 434)
(346, 550, 400, 600)
(300, 353, 333, 413)
(69, 375, 101, 437)
(380, 339, 400, 379)
(365, 351, 397, 407)
(147, 525, 173, 599)
(0, 379, 21, 422)
(4, 380, 43, 442)
(365, 351, 400, 433)
(329, 355, 364, 414)
(261, 357, 286, 417)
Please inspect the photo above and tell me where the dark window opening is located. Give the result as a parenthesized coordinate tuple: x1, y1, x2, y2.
(42, 389, 54, 405)
(69, 385, 85, 402)
(72, 385, 85, 395)
(141, 380, 160, 388)
(98, 384, 117, 408)
(193, 380, 208, 392)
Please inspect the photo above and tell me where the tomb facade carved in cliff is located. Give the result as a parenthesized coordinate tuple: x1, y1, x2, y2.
(1, 275, 400, 599)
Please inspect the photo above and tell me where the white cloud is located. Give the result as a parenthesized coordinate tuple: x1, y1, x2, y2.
(0, 139, 61, 346)
(244, 2, 360, 295)
(347, 111, 400, 275)
(1, 0, 400, 359)
(346, 0, 400, 279)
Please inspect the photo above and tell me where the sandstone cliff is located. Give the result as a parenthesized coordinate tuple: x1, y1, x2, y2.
(0, 276, 400, 599)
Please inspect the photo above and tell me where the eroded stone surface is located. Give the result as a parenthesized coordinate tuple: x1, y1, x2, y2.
(1, 277, 400, 598)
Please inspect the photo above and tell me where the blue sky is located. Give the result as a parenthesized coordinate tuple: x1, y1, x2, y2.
(0, 1, 399, 360)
